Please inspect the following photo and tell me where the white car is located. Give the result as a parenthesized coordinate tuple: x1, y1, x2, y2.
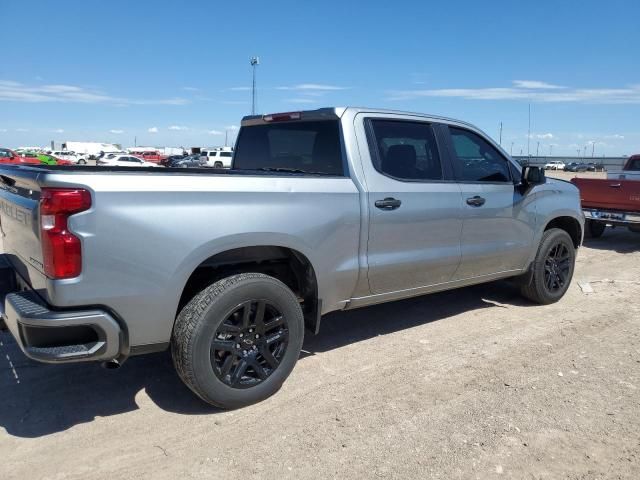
(544, 161, 566, 170)
(49, 151, 88, 165)
(97, 155, 158, 167)
(200, 147, 233, 168)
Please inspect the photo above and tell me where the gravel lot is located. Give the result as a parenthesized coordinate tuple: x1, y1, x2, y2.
(1, 172, 639, 480)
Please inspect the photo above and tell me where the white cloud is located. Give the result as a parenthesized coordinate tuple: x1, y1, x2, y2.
(0, 80, 190, 106)
(277, 84, 348, 91)
(208, 130, 223, 135)
(15, 128, 29, 132)
(228, 86, 251, 91)
(604, 134, 624, 139)
(109, 129, 124, 134)
(0, 128, 7, 132)
(182, 87, 200, 92)
(225, 125, 239, 131)
(513, 80, 565, 89)
(148, 127, 158, 133)
(221, 100, 249, 105)
(527, 132, 554, 139)
(168, 125, 188, 131)
(53, 128, 64, 133)
(388, 81, 640, 104)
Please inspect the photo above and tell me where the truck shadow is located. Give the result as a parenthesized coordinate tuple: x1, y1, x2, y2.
(582, 228, 640, 253)
(0, 280, 530, 438)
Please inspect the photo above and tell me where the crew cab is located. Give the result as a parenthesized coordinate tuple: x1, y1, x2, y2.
(0, 107, 583, 409)
(571, 154, 640, 237)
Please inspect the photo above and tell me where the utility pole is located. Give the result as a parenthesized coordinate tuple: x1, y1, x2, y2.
(591, 142, 595, 157)
(549, 144, 553, 156)
(134, 136, 137, 147)
(499, 122, 503, 145)
(510, 141, 514, 155)
(527, 103, 531, 157)
(536, 141, 540, 158)
(250, 56, 259, 115)
(225, 130, 228, 146)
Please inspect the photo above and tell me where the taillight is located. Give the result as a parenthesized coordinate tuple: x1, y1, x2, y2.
(263, 111, 302, 122)
(40, 188, 92, 279)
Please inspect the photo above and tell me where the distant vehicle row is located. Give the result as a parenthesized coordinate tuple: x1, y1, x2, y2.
(544, 160, 606, 172)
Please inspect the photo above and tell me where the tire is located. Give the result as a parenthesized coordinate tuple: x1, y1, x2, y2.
(78, 159, 87, 165)
(520, 228, 576, 305)
(586, 219, 606, 238)
(172, 273, 304, 408)
(214, 161, 223, 168)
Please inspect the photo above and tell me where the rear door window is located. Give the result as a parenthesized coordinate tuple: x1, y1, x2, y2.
(368, 119, 442, 181)
(233, 120, 344, 175)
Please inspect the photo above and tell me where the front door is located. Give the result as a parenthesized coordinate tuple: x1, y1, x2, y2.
(444, 126, 534, 279)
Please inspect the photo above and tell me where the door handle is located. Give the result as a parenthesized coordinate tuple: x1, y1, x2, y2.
(375, 197, 402, 210)
(466, 195, 486, 207)
(609, 183, 622, 188)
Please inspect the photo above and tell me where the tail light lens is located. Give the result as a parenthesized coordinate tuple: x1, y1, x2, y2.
(40, 188, 92, 279)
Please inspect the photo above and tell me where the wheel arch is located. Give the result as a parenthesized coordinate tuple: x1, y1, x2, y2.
(543, 215, 583, 248)
(176, 243, 321, 334)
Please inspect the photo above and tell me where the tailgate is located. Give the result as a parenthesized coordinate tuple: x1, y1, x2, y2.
(0, 168, 47, 289)
(572, 178, 640, 211)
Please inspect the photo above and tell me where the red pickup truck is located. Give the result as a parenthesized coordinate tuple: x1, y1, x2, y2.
(571, 155, 640, 237)
(131, 151, 167, 164)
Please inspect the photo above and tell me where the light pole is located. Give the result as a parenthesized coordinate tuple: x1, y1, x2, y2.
(527, 103, 531, 157)
(250, 56, 259, 115)
(536, 141, 540, 158)
(510, 141, 514, 155)
(591, 142, 595, 157)
(549, 144, 553, 156)
(499, 122, 503, 145)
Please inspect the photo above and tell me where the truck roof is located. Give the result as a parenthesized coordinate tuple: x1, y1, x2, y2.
(241, 107, 480, 130)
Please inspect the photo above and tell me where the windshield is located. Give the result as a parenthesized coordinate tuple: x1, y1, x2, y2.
(233, 120, 344, 175)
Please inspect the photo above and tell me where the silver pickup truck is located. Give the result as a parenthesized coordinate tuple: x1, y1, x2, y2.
(0, 107, 583, 408)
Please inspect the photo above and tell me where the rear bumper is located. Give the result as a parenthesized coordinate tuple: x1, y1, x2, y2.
(0, 255, 124, 364)
(583, 208, 640, 227)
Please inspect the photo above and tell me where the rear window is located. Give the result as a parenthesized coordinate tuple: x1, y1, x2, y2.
(233, 121, 344, 175)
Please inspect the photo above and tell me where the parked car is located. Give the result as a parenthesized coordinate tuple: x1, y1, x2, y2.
(160, 154, 187, 166)
(564, 162, 588, 172)
(167, 154, 205, 168)
(545, 160, 566, 170)
(585, 162, 606, 172)
(201, 147, 233, 168)
(97, 154, 158, 167)
(48, 151, 88, 165)
(0, 148, 41, 165)
(0, 107, 583, 409)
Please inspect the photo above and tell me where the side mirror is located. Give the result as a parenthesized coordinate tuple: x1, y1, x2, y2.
(521, 166, 546, 186)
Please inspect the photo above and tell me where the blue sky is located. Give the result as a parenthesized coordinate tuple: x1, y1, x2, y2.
(1, 0, 638, 156)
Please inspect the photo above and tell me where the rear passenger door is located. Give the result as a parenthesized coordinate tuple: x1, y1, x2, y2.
(360, 117, 464, 294)
(444, 126, 534, 279)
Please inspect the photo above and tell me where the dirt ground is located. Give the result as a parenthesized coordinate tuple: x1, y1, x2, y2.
(1, 181, 639, 479)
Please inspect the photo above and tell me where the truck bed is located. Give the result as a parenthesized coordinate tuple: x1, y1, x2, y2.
(571, 177, 640, 212)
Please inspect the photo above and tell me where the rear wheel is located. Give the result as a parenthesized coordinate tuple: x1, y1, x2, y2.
(214, 161, 223, 168)
(172, 273, 304, 408)
(586, 219, 606, 238)
(520, 228, 576, 304)
(78, 159, 87, 165)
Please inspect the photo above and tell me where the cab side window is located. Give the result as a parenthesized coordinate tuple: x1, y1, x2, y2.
(369, 120, 442, 181)
(449, 127, 511, 182)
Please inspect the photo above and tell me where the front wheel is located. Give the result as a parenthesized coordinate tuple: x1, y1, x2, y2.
(520, 228, 576, 304)
(78, 159, 87, 165)
(172, 273, 304, 408)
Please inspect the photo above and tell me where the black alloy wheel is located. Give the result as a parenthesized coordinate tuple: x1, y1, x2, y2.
(211, 300, 289, 389)
(543, 242, 571, 293)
